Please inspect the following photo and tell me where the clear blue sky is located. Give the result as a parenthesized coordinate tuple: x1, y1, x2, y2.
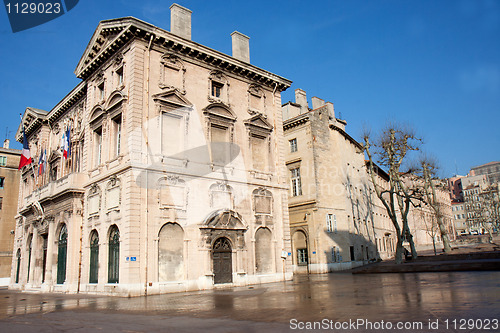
(1, 0, 498, 178)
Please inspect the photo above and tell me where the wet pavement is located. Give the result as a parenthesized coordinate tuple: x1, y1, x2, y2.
(0, 272, 499, 332)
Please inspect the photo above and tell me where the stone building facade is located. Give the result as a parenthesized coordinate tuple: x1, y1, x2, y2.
(10, 4, 293, 296)
(282, 90, 396, 273)
(0, 140, 21, 285)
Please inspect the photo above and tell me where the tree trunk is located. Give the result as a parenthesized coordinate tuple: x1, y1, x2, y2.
(437, 215, 452, 252)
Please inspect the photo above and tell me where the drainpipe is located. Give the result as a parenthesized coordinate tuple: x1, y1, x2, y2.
(144, 34, 154, 296)
(77, 198, 84, 293)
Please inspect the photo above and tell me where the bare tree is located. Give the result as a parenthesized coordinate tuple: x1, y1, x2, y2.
(419, 158, 452, 252)
(470, 184, 500, 243)
(364, 125, 423, 263)
(418, 207, 438, 255)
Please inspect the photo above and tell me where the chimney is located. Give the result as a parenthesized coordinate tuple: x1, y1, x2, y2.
(170, 3, 192, 40)
(3, 139, 9, 149)
(311, 96, 325, 110)
(231, 31, 250, 63)
(295, 89, 308, 114)
(326, 102, 335, 119)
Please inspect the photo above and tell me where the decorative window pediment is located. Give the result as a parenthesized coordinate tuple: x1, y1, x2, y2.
(203, 209, 246, 230)
(105, 90, 127, 110)
(153, 88, 192, 112)
(244, 114, 273, 133)
(89, 105, 105, 125)
(203, 103, 236, 122)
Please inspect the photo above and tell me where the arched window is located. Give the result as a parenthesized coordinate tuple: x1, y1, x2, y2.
(89, 230, 99, 284)
(57, 224, 68, 284)
(108, 226, 120, 283)
(158, 223, 184, 281)
(15, 249, 21, 284)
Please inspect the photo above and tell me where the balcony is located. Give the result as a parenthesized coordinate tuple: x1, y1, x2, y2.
(20, 172, 87, 213)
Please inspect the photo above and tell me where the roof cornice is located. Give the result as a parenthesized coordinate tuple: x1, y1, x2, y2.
(75, 17, 292, 91)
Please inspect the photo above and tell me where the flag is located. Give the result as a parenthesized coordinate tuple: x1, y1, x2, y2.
(38, 149, 46, 175)
(38, 150, 44, 175)
(63, 126, 71, 159)
(18, 127, 32, 170)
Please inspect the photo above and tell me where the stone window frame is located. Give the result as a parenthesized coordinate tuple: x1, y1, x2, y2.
(289, 138, 297, 153)
(105, 176, 121, 212)
(0, 156, 6, 166)
(326, 213, 337, 233)
(247, 84, 266, 115)
(113, 53, 125, 91)
(87, 183, 102, 218)
(289, 165, 302, 197)
(89, 106, 106, 168)
(209, 182, 234, 210)
(208, 70, 230, 104)
(157, 175, 188, 211)
(159, 53, 186, 94)
(252, 187, 273, 216)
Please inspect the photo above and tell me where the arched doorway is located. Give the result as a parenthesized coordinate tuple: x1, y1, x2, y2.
(212, 237, 232, 284)
(57, 225, 68, 284)
(292, 230, 308, 273)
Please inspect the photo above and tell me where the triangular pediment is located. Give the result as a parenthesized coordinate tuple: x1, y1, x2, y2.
(16, 107, 48, 142)
(152, 89, 192, 108)
(203, 103, 236, 121)
(244, 114, 273, 132)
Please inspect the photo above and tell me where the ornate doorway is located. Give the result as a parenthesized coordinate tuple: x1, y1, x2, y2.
(212, 237, 232, 284)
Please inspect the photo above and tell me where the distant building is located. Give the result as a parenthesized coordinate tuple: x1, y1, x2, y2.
(448, 175, 464, 202)
(282, 89, 396, 274)
(0, 139, 21, 285)
(451, 202, 467, 235)
(470, 161, 500, 185)
(462, 174, 489, 233)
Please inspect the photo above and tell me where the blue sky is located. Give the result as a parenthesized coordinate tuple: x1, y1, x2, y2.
(1, 0, 499, 177)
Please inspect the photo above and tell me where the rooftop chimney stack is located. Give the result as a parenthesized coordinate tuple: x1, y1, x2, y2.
(311, 96, 325, 110)
(170, 3, 192, 40)
(295, 89, 308, 114)
(3, 139, 9, 149)
(231, 31, 250, 63)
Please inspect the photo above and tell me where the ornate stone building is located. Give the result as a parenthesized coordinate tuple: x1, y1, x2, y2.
(10, 4, 292, 295)
(282, 90, 396, 273)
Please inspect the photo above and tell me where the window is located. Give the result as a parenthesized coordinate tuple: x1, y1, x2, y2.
(289, 138, 297, 153)
(108, 225, 120, 283)
(89, 230, 99, 284)
(57, 224, 68, 284)
(116, 67, 123, 86)
(297, 248, 308, 265)
(0, 177, 4, 189)
(290, 167, 302, 196)
(98, 82, 105, 100)
(94, 127, 102, 166)
(326, 214, 337, 233)
(0, 156, 6, 166)
(112, 115, 122, 157)
(211, 81, 223, 98)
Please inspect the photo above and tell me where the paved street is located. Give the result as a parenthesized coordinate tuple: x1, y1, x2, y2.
(0, 271, 499, 332)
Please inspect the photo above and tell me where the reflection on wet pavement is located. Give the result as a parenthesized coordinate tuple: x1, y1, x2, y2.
(1, 272, 499, 324)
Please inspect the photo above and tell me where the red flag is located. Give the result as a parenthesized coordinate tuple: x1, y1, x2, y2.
(18, 127, 32, 170)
